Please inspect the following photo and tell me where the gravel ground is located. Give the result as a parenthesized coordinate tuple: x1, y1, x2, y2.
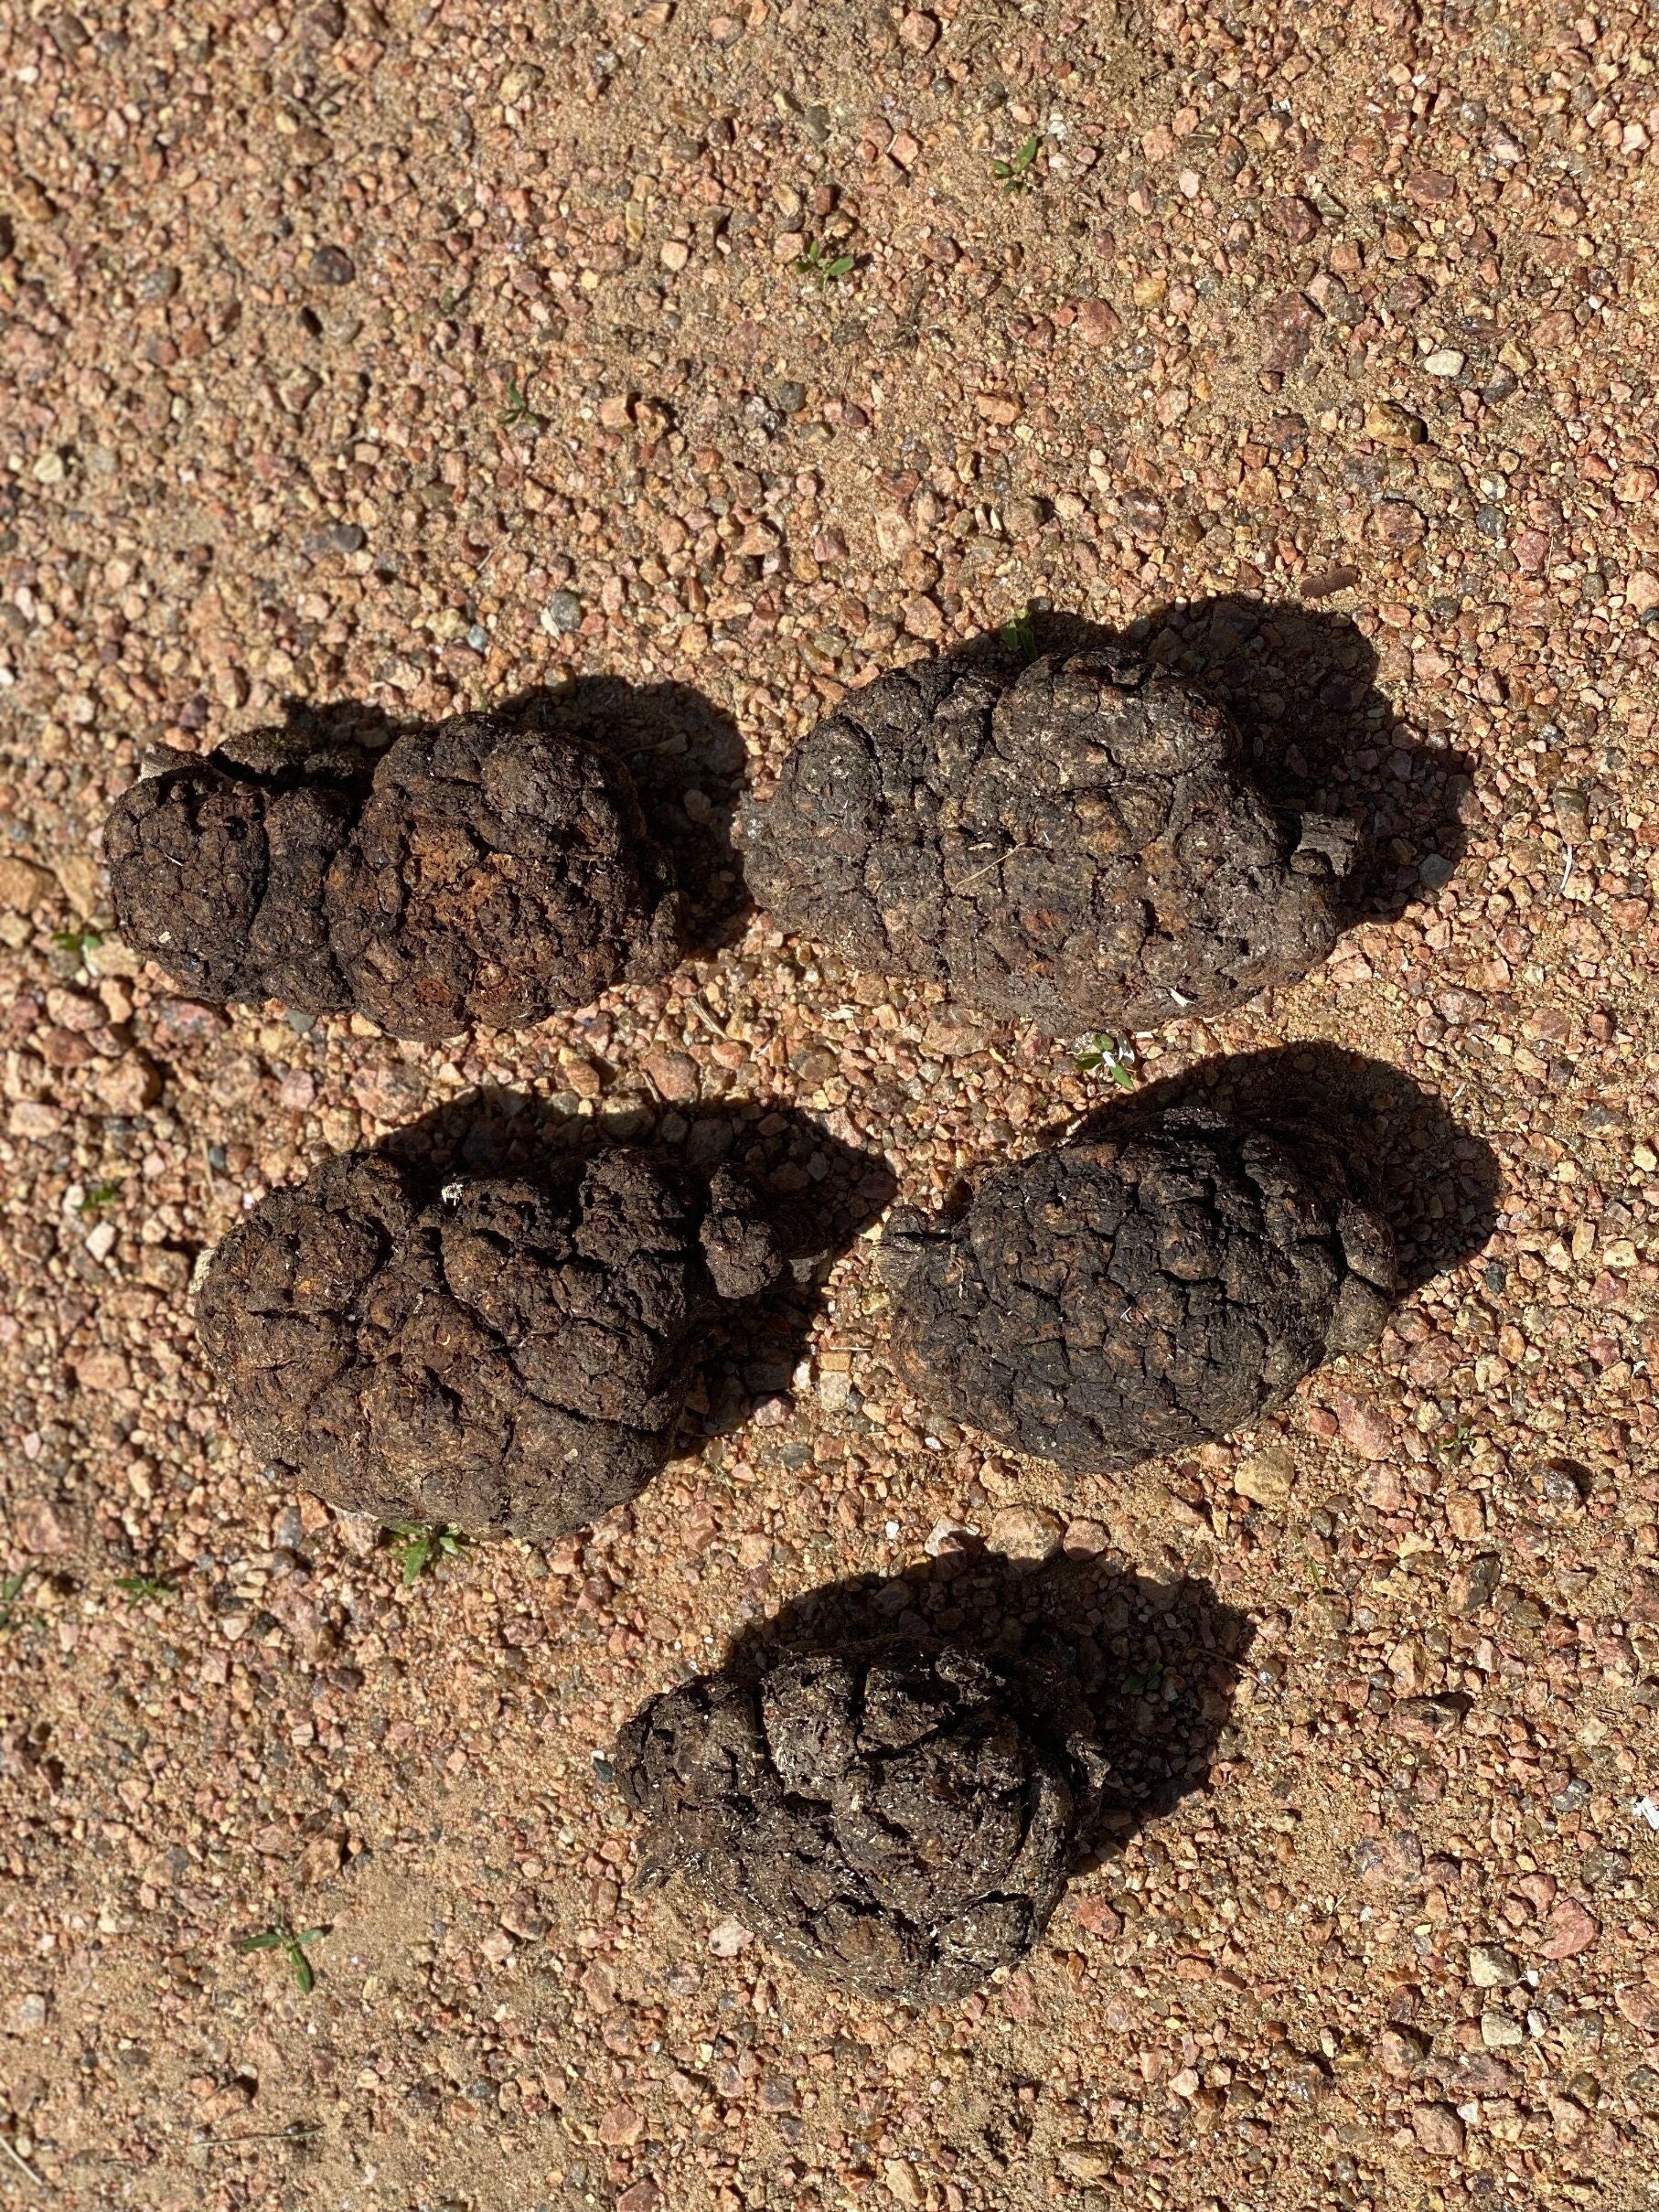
(4, 2, 1659, 2209)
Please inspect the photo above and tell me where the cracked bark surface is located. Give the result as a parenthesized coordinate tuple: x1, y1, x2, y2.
(106, 713, 683, 1039)
(195, 1149, 782, 1542)
(616, 1636, 1108, 2004)
(741, 647, 1354, 1034)
(880, 1102, 1395, 1473)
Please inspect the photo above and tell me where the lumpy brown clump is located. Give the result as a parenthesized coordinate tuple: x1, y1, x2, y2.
(615, 1637, 1107, 2004)
(880, 1102, 1395, 1473)
(105, 713, 682, 1040)
(101, 732, 368, 1012)
(195, 1149, 782, 1542)
(740, 647, 1355, 1034)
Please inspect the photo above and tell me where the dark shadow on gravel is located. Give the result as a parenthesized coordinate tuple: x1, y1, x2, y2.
(273, 673, 751, 951)
(1069, 1042, 1501, 1297)
(271, 692, 407, 755)
(1016, 597, 1474, 929)
(722, 1547, 1253, 1858)
(1137, 594, 1474, 928)
(379, 1084, 896, 1445)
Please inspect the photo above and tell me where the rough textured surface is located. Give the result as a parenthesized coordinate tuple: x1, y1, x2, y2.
(616, 1636, 1106, 2004)
(743, 648, 1355, 1034)
(106, 713, 682, 1038)
(323, 714, 683, 1040)
(102, 734, 369, 1014)
(883, 1103, 1396, 1472)
(196, 1149, 781, 1542)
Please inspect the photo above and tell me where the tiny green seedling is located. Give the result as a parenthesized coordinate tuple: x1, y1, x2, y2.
(499, 375, 547, 432)
(237, 1918, 326, 1995)
(794, 238, 856, 284)
(1075, 1034, 1136, 1090)
(386, 1520, 466, 1584)
(51, 926, 102, 958)
(991, 134, 1040, 190)
(78, 1179, 123, 1216)
(1435, 1417, 1475, 1464)
(438, 282, 473, 315)
(0, 1572, 29, 1632)
(1000, 604, 1038, 657)
(114, 1570, 177, 1605)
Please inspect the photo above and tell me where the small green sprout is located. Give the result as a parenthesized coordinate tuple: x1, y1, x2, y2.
(1075, 1033, 1136, 1090)
(794, 238, 856, 284)
(499, 375, 547, 431)
(1000, 604, 1038, 657)
(237, 1918, 326, 1995)
(386, 1520, 466, 1584)
(114, 1570, 177, 1604)
(991, 134, 1040, 190)
(51, 926, 102, 958)
(0, 1573, 29, 1632)
(437, 282, 473, 315)
(1434, 1417, 1475, 1463)
(78, 1179, 123, 1216)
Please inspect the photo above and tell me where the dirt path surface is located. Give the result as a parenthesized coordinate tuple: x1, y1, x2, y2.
(4, 1, 1659, 2207)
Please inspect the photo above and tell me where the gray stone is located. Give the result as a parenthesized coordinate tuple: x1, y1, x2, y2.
(1469, 1942, 1523, 1989)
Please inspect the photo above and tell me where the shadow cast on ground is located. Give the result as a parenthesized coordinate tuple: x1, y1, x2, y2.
(1133, 593, 1474, 929)
(379, 1085, 896, 1446)
(722, 1547, 1254, 1858)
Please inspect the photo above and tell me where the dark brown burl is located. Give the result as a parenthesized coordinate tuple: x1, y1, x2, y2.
(881, 1103, 1394, 1472)
(741, 647, 1355, 1033)
(616, 1638, 1107, 2004)
(323, 716, 682, 1040)
(104, 737, 365, 1011)
(105, 713, 682, 1037)
(195, 1149, 782, 1542)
